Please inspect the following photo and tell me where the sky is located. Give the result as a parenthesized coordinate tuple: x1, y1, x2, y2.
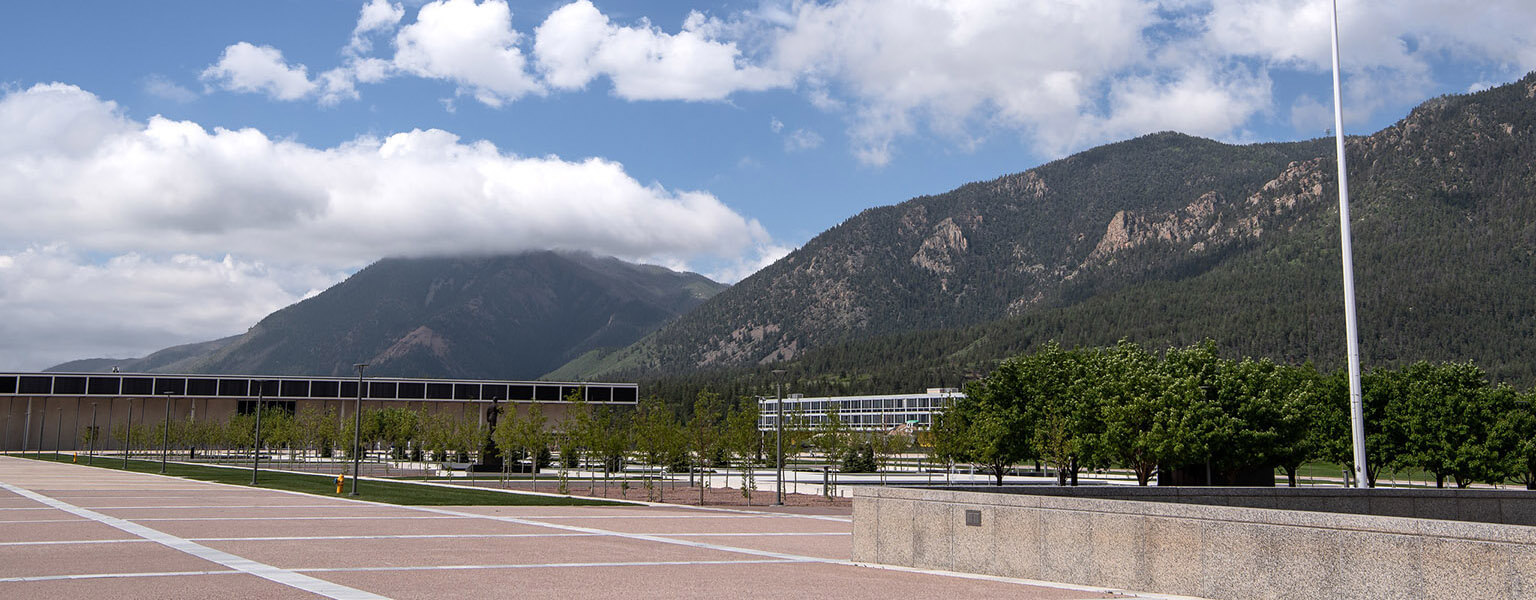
(1, 0, 1534, 370)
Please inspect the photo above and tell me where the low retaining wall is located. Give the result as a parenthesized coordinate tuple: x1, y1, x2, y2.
(852, 486, 1536, 600)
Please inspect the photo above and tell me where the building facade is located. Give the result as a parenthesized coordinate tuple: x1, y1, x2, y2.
(0, 372, 637, 452)
(757, 388, 965, 432)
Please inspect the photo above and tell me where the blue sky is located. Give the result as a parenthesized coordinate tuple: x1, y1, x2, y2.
(1, 0, 1533, 369)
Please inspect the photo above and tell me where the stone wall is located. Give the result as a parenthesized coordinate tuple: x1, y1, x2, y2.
(852, 486, 1536, 599)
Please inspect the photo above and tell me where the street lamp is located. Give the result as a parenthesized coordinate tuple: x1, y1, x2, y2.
(3, 398, 11, 455)
(88, 402, 98, 465)
(123, 397, 134, 469)
(251, 382, 265, 484)
(161, 390, 174, 474)
(350, 363, 367, 496)
(772, 368, 787, 506)
(37, 399, 47, 457)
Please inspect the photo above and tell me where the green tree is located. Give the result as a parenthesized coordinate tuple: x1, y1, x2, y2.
(725, 402, 761, 503)
(688, 389, 724, 502)
(1098, 341, 1170, 485)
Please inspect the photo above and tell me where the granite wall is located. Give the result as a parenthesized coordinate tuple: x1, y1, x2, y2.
(852, 486, 1536, 599)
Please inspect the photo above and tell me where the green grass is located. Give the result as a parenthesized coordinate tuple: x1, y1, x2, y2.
(15, 453, 631, 506)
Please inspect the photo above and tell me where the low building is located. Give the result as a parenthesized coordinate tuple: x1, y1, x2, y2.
(757, 388, 965, 432)
(0, 372, 637, 452)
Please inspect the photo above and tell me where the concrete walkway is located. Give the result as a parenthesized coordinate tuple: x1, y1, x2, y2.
(0, 455, 1151, 599)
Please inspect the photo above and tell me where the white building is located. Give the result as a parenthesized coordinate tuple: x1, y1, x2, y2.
(757, 388, 965, 432)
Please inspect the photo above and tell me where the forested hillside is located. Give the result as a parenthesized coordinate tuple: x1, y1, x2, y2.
(603, 73, 1536, 400)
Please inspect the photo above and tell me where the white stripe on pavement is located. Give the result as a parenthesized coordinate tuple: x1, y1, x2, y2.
(0, 482, 387, 600)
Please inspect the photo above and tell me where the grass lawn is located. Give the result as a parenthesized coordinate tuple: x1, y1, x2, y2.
(14, 453, 631, 506)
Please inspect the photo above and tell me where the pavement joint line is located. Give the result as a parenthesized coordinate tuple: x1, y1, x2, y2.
(191, 533, 602, 542)
(513, 514, 821, 519)
(0, 569, 243, 583)
(0, 538, 151, 547)
(0, 518, 92, 523)
(83, 504, 376, 511)
(126, 515, 466, 521)
(0, 481, 387, 600)
(291, 559, 806, 574)
(0, 531, 849, 546)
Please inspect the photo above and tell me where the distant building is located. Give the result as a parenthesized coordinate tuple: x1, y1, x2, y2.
(757, 388, 965, 432)
(0, 372, 636, 452)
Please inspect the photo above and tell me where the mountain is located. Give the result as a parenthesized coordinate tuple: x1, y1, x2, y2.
(50, 252, 727, 379)
(571, 73, 1536, 389)
(45, 336, 241, 374)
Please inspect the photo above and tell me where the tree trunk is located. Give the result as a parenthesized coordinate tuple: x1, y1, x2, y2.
(1435, 473, 1445, 488)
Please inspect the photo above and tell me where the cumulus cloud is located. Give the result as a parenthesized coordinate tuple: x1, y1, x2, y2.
(200, 42, 318, 101)
(349, 0, 406, 54)
(0, 246, 331, 370)
(770, 0, 1163, 163)
(141, 74, 198, 103)
(198, 0, 1536, 162)
(392, 0, 542, 106)
(533, 0, 788, 101)
(0, 83, 772, 368)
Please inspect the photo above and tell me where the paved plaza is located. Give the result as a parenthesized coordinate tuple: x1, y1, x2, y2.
(0, 455, 1164, 599)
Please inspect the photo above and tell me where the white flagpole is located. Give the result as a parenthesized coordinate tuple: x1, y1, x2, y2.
(1330, 0, 1370, 489)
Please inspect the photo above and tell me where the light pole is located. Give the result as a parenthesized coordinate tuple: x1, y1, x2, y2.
(350, 363, 367, 496)
(161, 391, 173, 474)
(251, 381, 265, 484)
(773, 369, 786, 505)
(88, 402, 98, 465)
(3, 398, 11, 454)
(37, 399, 48, 457)
(73, 397, 82, 453)
(123, 398, 134, 469)
(1329, 0, 1369, 489)
(53, 406, 63, 458)
(21, 399, 31, 455)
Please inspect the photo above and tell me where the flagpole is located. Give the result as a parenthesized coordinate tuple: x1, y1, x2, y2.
(1330, 0, 1369, 489)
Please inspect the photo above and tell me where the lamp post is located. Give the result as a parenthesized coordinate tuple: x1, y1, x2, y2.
(3, 398, 11, 455)
(161, 391, 173, 474)
(1329, 0, 1370, 489)
(21, 399, 31, 455)
(38, 399, 48, 457)
(772, 369, 786, 505)
(88, 402, 98, 465)
(123, 398, 134, 469)
(252, 381, 265, 484)
(350, 364, 367, 496)
(54, 406, 63, 458)
(73, 397, 82, 453)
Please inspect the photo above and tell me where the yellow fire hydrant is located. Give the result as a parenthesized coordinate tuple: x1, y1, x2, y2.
(336, 473, 345, 494)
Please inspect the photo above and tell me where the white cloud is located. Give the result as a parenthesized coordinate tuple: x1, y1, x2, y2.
(0, 246, 330, 370)
(783, 128, 823, 152)
(392, 0, 542, 107)
(702, 243, 795, 284)
(769, 0, 1161, 164)
(200, 42, 318, 101)
(142, 75, 198, 103)
(0, 83, 773, 368)
(533, 0, 788, 101)
(350, 0, 406, 54)
(195, 0, 1536, 161)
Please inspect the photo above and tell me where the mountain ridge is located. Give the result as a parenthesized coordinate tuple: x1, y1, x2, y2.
(568, 72, 1536, 389)
(49, 251, 727, 379)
